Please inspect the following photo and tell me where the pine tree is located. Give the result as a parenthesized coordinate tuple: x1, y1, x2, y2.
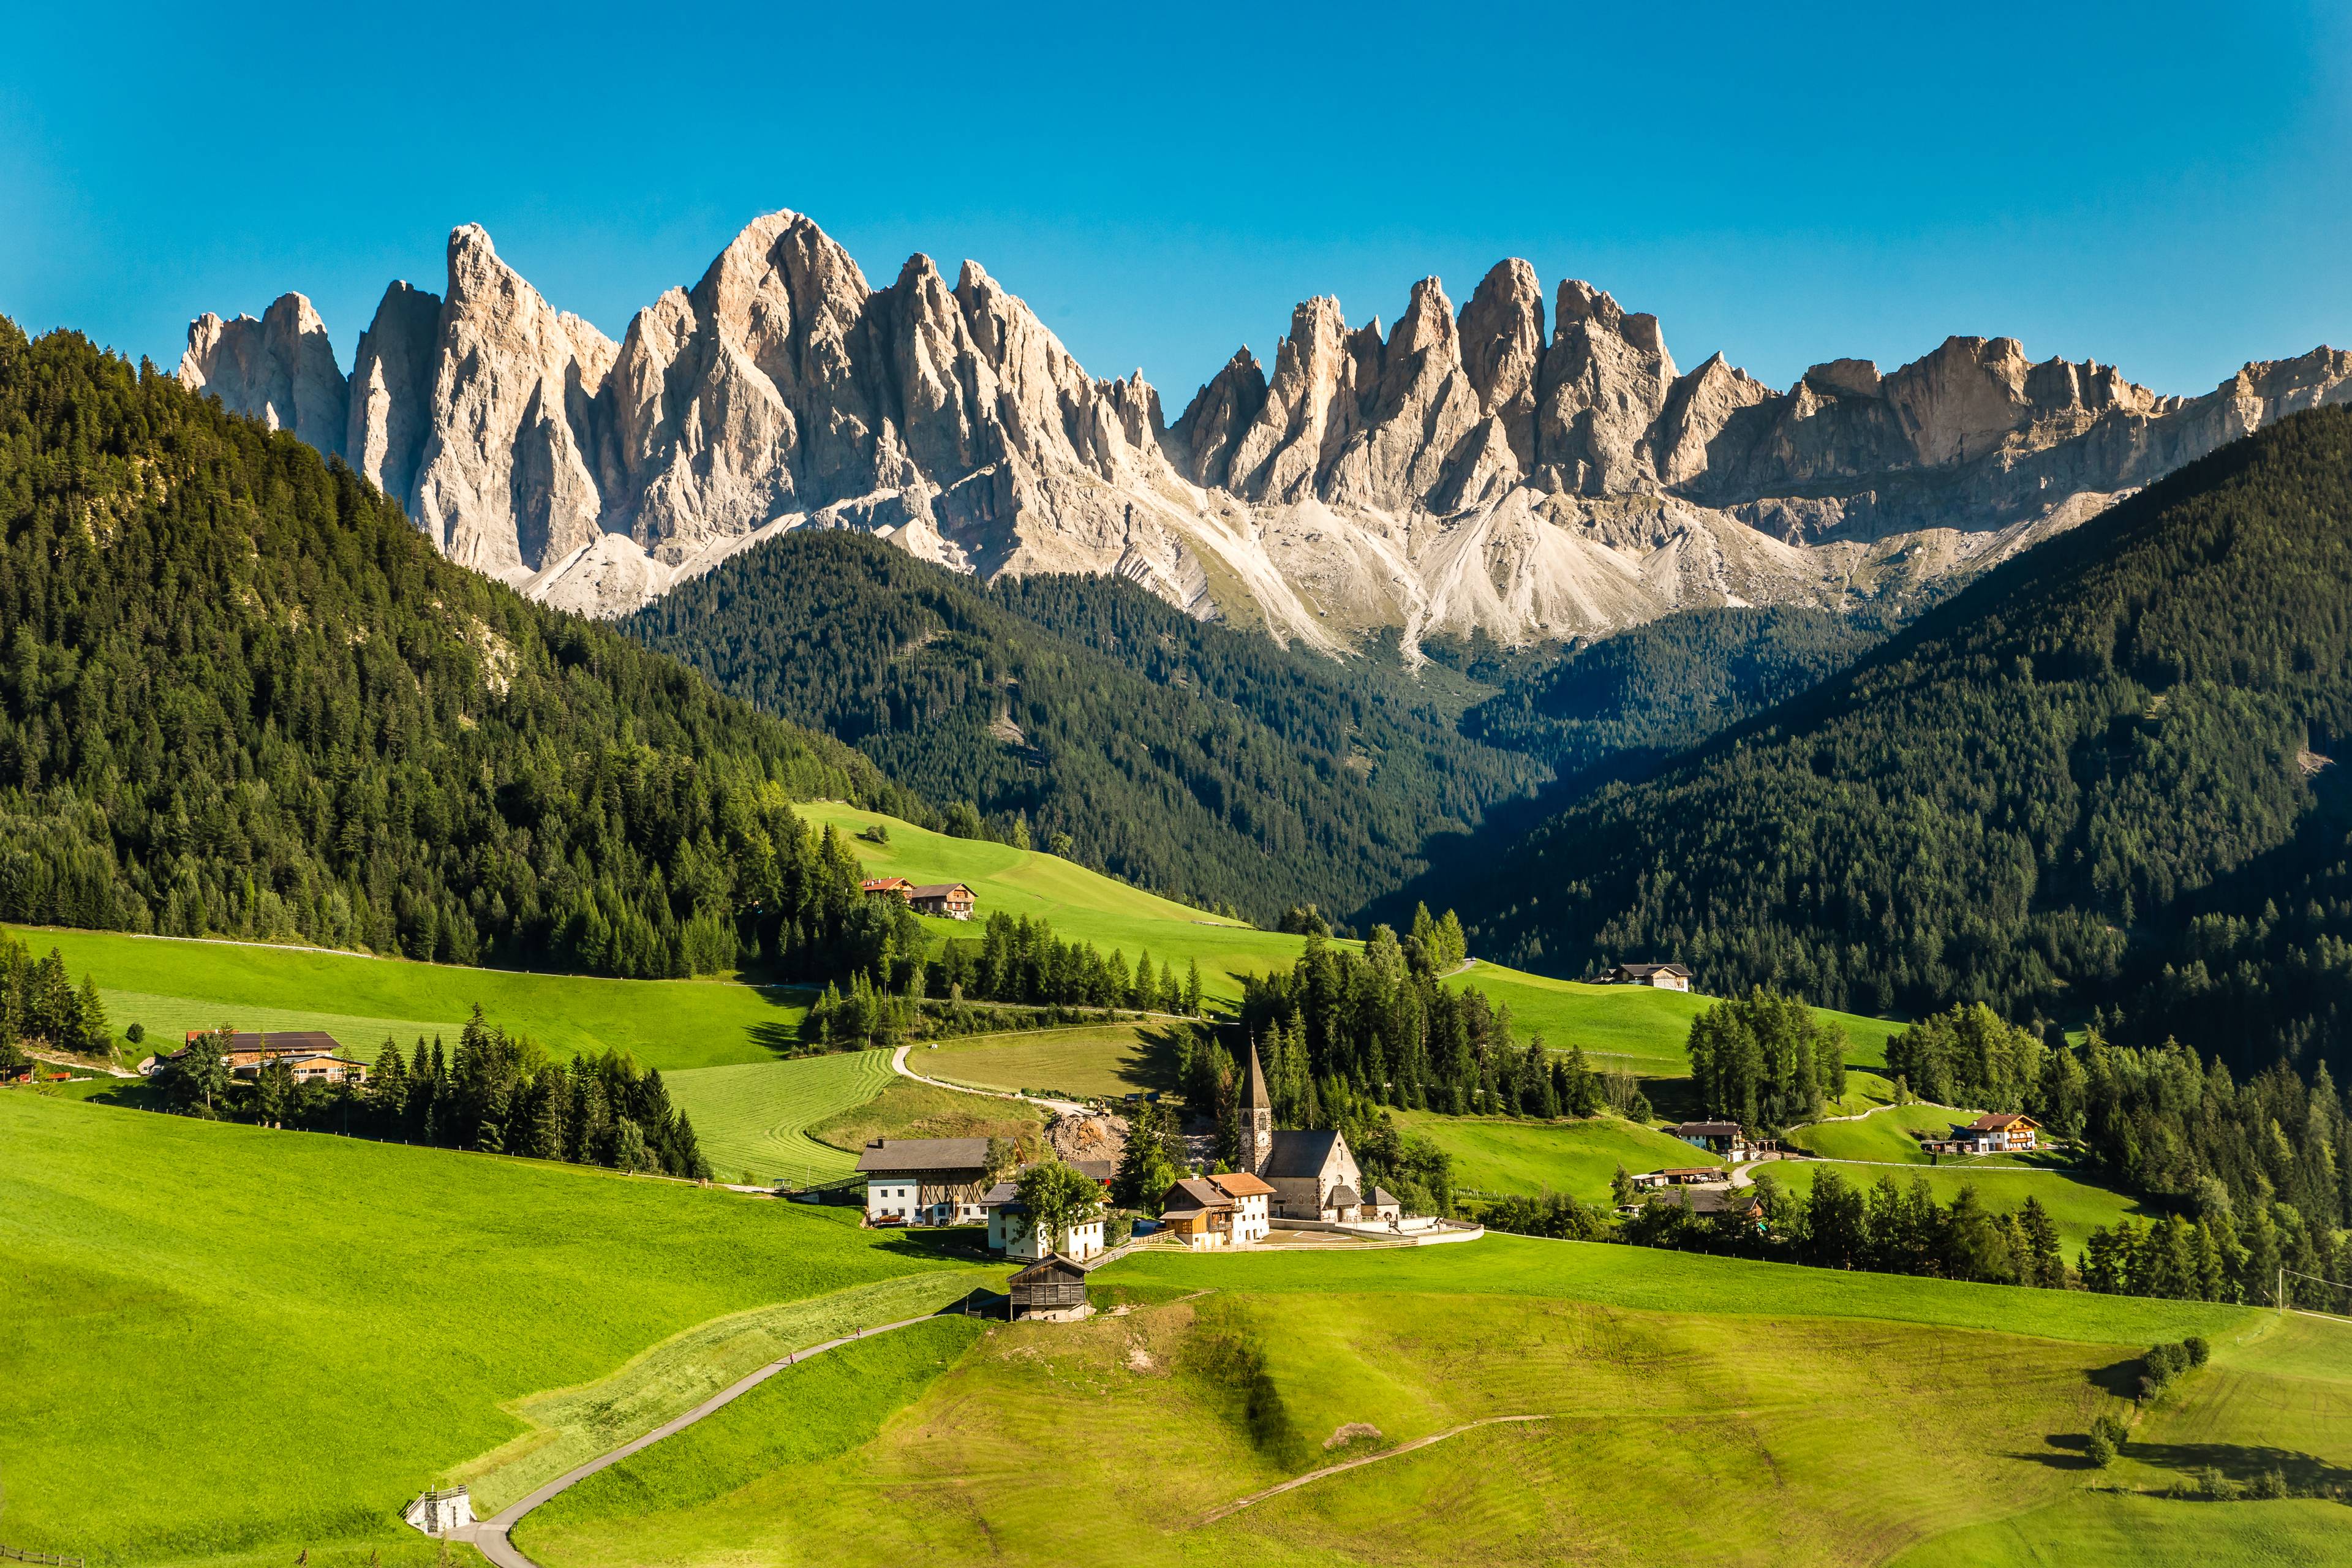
(72, 973, 109, 1057)
(1183, 960, 1203, 1017)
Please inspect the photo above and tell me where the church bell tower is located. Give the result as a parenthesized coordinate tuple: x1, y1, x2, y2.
(1242, 1036, 1274, 1174)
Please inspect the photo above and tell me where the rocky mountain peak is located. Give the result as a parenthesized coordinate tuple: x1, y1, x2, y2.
(179, 211, 2352, 646)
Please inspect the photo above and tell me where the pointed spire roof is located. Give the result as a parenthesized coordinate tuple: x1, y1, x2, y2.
(1243, 1036, 1272, 1111)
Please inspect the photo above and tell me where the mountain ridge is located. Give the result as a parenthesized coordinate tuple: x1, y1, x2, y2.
(181, 210, 2352, 650)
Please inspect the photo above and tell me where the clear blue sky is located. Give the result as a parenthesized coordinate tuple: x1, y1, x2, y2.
(6, 2, 2347, 407)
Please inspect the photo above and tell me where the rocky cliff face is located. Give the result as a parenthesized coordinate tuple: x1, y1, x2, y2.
(182, 211, 2352, 651)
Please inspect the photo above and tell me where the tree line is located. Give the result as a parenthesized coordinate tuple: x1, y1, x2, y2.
(0, 932, 110, 1071)
(0, 320, 918, 982)
(150, 1004, 710, 1180)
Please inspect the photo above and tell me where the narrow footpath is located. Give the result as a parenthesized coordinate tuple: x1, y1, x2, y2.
(451, 1302, 986, 1568)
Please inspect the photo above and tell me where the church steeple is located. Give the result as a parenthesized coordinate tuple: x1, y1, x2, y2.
(1242, 1036, 1274, 1174)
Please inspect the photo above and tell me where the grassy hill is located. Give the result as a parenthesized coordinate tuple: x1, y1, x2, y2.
(663, 1050, 897, 1185)
(1395, 1109, 1722, 1200)
(7, 924, 810, 1072)
(1449, 961, 1902, 1072)
(924, 1022, 1177, 1101)
(514, 1234, 2341, 1568)
(0, 1092, 979, 1566)
(797, 802, 1310, 1006)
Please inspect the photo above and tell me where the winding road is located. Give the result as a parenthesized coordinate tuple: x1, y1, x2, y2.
(450, 1301, 987, 1568)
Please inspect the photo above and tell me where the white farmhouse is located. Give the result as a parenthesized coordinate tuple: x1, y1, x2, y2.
(982, 1180, 1106, 1261)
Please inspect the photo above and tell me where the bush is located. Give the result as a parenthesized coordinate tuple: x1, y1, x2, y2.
(2087, 1412, 2130, 1467)
(2248, 1469, 2288, 1500)
(1105, 1215, 1134, 1246)
(124, 1022, 145, 1044)
(2184, 1335, 2210, 1367)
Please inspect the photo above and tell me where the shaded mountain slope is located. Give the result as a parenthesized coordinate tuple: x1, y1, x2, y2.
(1442, 406, 2352, 1075)
(0, 322, 913, 977)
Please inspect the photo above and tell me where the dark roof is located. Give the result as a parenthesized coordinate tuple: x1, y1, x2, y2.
(174, 1030, 344, 1056)
(1615, 962, 1691, 978)
(1368, 1186, 1399, 1207)
(1008, 1253, 1093, 1284)
(856, 1137, 993, 1174)
(907, 883, 974, 900)
(1668, 1121, 1744, 1139)
(1326, 1185, 1363, 1208)
(981, 1180, 1020, 1205)
(1654, 1167, 1720, 1178)
(1243, 1036, 1272, 1112)
(1162, 1176, 1232, 1215)
(1259, 1128, 1346, 1179)
(1652, 1188, 1762, 1216)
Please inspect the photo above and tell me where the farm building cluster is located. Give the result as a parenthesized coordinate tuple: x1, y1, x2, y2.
(859, 877, 978, 919)
(142, 1030, 369, 1085)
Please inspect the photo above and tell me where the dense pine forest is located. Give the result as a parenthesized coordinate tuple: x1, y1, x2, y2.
(1445, 407, 2352, 1080)
(623, 531, 1546, 924)
(0, 322, 923, 979)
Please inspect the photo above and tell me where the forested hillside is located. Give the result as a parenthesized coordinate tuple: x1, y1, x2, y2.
(624, 532, 1545, 922)
(1447, 407, 2352, 1078)
(0, 322, 916, 978)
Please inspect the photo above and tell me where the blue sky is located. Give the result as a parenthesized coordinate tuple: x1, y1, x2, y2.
(5, 2, 2346, 407)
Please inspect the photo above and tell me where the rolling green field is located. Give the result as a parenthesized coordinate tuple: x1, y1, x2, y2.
(512, 1230, 2351, 1568)
(806, 1076, 1046, 1155)
(798, 802, 1311, 1005)
(1395, 1109, 1722, 1200)
(0, 1091, 973, 1568)
(663, 1050, 898, 1185)
(1451, 960, 1904, 1072)
(1790, 1100, 1986, 1164)
(1763, 1160, 2150, 1254)
(6, 924, 810, 1072)
(924, 1022, 1174, 1100)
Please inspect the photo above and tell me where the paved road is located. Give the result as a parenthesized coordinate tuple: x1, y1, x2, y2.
(450, 1303, 986, 1567)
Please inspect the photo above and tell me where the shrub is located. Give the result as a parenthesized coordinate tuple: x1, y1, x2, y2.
(125, 1022, 145, 1044)
(2184, 1335, 2210, 1367)
(2086, 1428, 2117, 1468)
(2087, 1412, 2130, 1467)
(2248, 1469, 2288, 1500)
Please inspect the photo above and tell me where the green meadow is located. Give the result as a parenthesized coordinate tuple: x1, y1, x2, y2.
(663, 1049, 899, 1185)
(0, 1091, 971, 1568)
(512, 1229, 2352, 1568)
(1450, 960, 1904, 1072)
(925, 1021, 1175, 1100)
(1395, 1109, 1722, 1201)
(6, 924, 809, 1072)
(797, 801, 1311, 1005)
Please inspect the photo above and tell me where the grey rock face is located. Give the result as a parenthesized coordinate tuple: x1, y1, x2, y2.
(179, 293, 349, 458)
(180, 211, 2352, 646)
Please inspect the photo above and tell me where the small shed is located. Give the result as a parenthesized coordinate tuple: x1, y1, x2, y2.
(1008, 1253, 1094, 1321)
(403, 1485, 473, 1534)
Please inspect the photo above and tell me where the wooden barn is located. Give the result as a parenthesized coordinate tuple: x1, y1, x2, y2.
(1008, 1253, 1094, 1321)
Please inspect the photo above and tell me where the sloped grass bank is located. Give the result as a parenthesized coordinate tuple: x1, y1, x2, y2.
(0, 1094, 963, 1564)
(665, 1050, 897, 1184)
(7, 924, 810, 1072)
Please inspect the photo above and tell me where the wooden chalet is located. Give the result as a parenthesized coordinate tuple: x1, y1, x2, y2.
(1666, 1121, 1752, 1161)
(1631, 1166, 1722, 1189)
(1647, 1186, 1765, 1221)
(907, 882, 977, 919)
(1609, 962, 1692, 992)
(1008, 1253, 1094, 1321)
(1159, 1171, 1274, 1249)
(859, 876, 913, 898)
(855, 1137, 995, 1225)
(156, 1031, 368, 1085)
(1922, 1112, 2042, 1157)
